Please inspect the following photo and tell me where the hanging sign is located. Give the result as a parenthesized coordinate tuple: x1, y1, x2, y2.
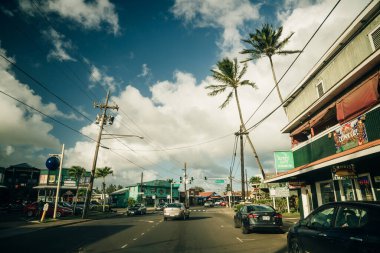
(331, 164, 357, 180)
(274, 151, 295, 174)
(332, 117, 368, 153)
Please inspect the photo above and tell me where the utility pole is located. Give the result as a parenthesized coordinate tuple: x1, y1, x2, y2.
(235, 126, 248, 201)
(245, 169, 249, 201)
(183, 162, 188, 208)
(82, 90, 118, 219)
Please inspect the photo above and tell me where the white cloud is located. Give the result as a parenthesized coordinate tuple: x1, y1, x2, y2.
(171, 0, 260, 56)
(19, 0, 120, 35)
(138, 64, 151, 78)
(87, 62, 118, 92)
(42, 28, 76, 62)
(0, 47, 61, 150)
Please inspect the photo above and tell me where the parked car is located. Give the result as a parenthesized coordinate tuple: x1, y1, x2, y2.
(287, 201, 380, 253)
(163, 203, 190, 221)
(234, 204, 283, 234)
(155, 202, 167, 211)
(204, 201, 214, 208)
(220, 201, 227, 207)
(127, 203, 147, 215)
(24, 202, 73, 218)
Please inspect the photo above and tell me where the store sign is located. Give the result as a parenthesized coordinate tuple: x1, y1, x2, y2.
(331, 164, 357, 180)
(269, 187, 290, 197)
(64, 180, 76, 187)
(274, 151, 294, 173)
(332, 117, 368, 153)
(40, 175, 48, 184)
(288, 181, 306, 189)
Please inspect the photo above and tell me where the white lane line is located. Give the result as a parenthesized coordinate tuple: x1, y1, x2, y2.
(121, 244, 128, 249)
(236, 237, 243, 243)
(242, 239, 255, 241)
(220, 225, 224, 228)
(133, 238, 137, 241)
(141, 233, 145, 236)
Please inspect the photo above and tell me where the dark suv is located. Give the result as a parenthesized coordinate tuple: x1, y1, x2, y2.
(288, 201, 380, 253)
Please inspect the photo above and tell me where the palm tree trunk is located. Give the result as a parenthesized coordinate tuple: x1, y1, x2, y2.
(234, 88, 266, 179)
(269, 56, 284, 105)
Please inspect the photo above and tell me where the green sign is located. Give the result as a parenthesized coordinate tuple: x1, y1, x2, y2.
(274, 151, 294, 173)
(215, 179, 225, 184)
(173, 184, 181, 187)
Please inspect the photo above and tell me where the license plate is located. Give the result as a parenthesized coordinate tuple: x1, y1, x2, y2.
(262, 216, 270, 220)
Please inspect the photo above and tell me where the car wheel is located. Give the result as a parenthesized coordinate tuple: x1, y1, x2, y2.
(241, 222, 249, 234)
(289, 238, 304, 253)
(234, 219, 241, 228)
(26, 210, 34, 217)
(56, 211, 62, 218)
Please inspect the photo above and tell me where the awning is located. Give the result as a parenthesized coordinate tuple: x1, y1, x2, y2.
(290, 103, 336, 137)
(336, 72, 379, 123)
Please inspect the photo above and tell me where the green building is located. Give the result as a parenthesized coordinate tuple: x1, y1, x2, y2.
(110, 180, 180, 208)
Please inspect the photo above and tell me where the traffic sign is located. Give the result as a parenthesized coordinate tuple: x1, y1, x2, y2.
(215, 179, 225, 184)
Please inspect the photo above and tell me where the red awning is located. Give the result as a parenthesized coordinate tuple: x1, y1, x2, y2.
(336, 72, 379, 123)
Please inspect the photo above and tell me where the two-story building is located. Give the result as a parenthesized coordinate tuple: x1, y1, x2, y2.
(110, 180, 180, 207)
(34, 168, 91, 202)
(266, 1, 380, 218)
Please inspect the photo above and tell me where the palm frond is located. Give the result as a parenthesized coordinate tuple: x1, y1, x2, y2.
(277, 50, 302, 55)
(220, 91, 234, 109)
(240, 80, 256, 89)
(207, 86, 227, 96)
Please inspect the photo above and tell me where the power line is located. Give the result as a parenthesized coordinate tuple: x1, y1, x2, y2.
(244, 0, 342, 126)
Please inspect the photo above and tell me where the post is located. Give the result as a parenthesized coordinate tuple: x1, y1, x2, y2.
(83, 90, 117, 219)
(140, 171, 144, 204)
(170, 183, 173, 203)
(286, 196, 290, 213)
(53, 144, 65, 219)
(183, 162, 188, 207)
(245, 169, 249, 201)
(239, 126, 245, 201)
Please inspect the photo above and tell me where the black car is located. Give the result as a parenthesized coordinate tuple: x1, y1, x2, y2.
(127, 203, 147, 215)
(287, 201, 380, 253)
(234, 204, 283, 234)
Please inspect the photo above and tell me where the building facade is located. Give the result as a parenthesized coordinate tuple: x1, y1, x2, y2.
(266, 2, 380, 218)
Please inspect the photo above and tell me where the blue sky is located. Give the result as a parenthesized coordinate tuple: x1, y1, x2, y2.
(0, 0, 370, 191)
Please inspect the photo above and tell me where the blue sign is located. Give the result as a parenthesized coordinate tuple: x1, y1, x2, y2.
(46, 156, 60, 170)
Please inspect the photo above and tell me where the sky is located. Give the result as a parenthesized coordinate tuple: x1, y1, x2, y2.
(0, 0, 371, 192)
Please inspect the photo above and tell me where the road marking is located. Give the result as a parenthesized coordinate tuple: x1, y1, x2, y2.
(133, 238, 137, 241)
(121, 244, 128, 249)
(220, 225, 224, 228)
(236, 237, 243, 243)
(141, 233, 145, 236)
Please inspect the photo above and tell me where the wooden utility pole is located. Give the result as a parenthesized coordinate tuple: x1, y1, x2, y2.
(183, 163, 188, 207)
(236, 126, 248, 201)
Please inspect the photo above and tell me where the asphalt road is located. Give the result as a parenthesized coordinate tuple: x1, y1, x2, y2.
(0, 208, 291, 253)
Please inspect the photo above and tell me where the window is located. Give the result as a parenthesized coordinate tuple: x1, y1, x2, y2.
(309, 207, 335, 229)
(335, 206, 368, 228)
(316, 81, 324, 98)
(320, 181, 335, 204)
(369, 24, 380, 51)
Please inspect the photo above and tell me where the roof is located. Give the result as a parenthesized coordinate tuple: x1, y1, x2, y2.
(265, 139, 380, 183)
(110, 188, 129, 195)
(198, 192, 216, 197)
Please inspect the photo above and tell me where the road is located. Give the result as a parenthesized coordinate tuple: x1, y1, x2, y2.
(0, 207, 292, 253)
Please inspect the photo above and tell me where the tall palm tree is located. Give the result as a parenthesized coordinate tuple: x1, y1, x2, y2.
(241, 23, 301, 104)
(68, 166, 85, 212)
(205, 57, 266, 179)
(95, 166, 113, 212)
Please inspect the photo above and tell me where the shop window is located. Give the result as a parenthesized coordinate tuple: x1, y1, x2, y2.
(340, 179, 355, 201)
(320, 181, 335, 204)
(357, 175, 374, 201)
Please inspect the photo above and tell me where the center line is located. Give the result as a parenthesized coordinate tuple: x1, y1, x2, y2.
(121, 244, 128, 248)
(236, 237, 243, 243)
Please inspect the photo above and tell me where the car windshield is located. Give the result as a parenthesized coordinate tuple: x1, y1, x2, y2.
(167, 203, 182, 208)
(247, 205, 275, 212)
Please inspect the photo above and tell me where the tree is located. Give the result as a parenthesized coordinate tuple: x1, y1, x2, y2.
(241, 23, 301, 104)
(68, 166, 85, 212)
(249, 176, 261, 184)
(193, 186, 204, 192)
(206, 57, 266, 179)
(117, 185, 123, 190)
(95, 166, 113, 212)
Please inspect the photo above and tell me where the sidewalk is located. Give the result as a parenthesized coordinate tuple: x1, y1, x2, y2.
(0, 209, 126, 239)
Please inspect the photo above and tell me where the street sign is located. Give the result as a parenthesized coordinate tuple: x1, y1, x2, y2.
(215, 179, 225, 184)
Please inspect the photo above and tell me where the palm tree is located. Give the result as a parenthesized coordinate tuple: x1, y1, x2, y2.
(241, 23, 301, 104)
(95, 166, 113, 212)
(206, 57, 265, 179)
(68, 166, 85, 212)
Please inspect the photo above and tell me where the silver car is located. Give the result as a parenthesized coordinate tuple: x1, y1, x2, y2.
(163, 203, 190, 220)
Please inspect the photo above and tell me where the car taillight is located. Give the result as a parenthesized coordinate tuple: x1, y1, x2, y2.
(274, 213, 282, 219)
(248, 213, 258, 219)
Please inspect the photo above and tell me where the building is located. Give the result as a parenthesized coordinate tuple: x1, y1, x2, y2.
(266, 2, 380, 218)
(110, 180, 180, 207)
(34, 168, 91, 202)
(1, 163, 40, 204)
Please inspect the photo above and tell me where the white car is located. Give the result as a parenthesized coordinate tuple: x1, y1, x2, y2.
(163, 203, 190, 220)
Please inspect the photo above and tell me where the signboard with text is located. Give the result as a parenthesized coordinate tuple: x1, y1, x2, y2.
(274, 151, 295, 174)
(269, 187, 290, 197)
(332, 117, 368, 153)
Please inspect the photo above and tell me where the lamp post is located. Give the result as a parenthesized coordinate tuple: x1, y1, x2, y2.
(49, 144, 65, 219)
